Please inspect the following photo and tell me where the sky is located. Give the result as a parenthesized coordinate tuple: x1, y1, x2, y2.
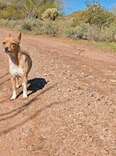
(63, 0, 116, 15)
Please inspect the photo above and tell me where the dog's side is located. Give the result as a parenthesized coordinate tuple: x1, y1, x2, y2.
(2, 32, 32, 100)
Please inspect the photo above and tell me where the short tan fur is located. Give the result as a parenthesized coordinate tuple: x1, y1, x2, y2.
(2, 32, 32, 100)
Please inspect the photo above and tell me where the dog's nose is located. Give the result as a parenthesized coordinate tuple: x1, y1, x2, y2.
(5, 47, 8, 52)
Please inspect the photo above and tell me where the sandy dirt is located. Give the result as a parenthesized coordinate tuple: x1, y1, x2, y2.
(0, 29, 115, 156)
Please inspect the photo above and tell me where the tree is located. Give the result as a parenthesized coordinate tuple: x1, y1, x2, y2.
(84, 4, 115, 29)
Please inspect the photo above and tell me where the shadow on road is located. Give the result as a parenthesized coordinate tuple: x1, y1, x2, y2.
(17, 77, 47, 98)
(28, 77, 48, 96)
(0, 77, 47, 104)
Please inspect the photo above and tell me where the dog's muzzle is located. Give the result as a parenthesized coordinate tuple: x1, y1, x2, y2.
(4, 47, 11, 53)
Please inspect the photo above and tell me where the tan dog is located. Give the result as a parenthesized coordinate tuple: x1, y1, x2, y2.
(2, 32, 32, 100)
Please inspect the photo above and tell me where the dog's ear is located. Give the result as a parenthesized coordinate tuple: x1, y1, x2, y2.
(18, 32, 21, 42)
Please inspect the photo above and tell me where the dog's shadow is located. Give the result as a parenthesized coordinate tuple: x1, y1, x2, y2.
(27, 78, 47, 96)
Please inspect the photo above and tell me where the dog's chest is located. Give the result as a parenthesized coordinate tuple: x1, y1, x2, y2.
(9, 62, 23, 76)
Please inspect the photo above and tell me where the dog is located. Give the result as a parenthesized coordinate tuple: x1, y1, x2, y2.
(2, 32, 32, 100)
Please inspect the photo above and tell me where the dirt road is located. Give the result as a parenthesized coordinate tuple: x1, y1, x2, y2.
(0, 29, 115, 156)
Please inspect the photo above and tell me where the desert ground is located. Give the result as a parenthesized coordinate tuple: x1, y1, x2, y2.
(0, 28, 115, 156)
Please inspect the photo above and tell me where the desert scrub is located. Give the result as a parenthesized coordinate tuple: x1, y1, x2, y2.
(21, 18, 38, 31)
(99, 24, 116, 41)
(0, 5, 24, 20)
(65, 22, 116, 42)
(87, 23, 116, 41)
(0, 19, 9, 27)
(65, 23, 89, 40)
(43, 20, 59, 36)
(0, 0, 60, 19)
(31, 20, 45, 35)
(21, 18, 59, 36)
(22, 23, 32, 31)
(6, 20, 18, 28)
(87, 25, 101, 41)
(34, 20, 59, 36)
(0, 19, 18, 28)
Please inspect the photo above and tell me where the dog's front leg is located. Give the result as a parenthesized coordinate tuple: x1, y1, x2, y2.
(22, 76, 28, 98)
(16, 77, 20, 88)
(10, 77, 17, 100)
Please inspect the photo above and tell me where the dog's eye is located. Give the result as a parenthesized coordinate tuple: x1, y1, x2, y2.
(3, 41, 6, 45)
(11, 43, 16, 47)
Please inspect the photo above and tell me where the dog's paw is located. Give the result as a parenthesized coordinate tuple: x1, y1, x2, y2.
(10, 95, 17, 100)
(23, 94, 28, 99)
(10, 97, 16, 100)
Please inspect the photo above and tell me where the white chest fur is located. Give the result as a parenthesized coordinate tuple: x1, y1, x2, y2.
(9, 63, 23, 76)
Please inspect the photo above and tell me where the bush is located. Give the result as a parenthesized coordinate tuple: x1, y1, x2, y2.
(0, 19, 9, 26)
(0, 5, 24, 19)
(87, 24, 116, 41)
(0, 19, 18, 28)
(65, 23, 89, 40)
(22, 23, 32, 31)
(65, 22, 116, 42)
(99, 24, 116, 41)
(31, 20, 44, 35)
(43, 21, 58, 36)
(20, 18, 59, 36)
(87, 25, 100, 41)
(21, 18, 38, 31)
(84, 4, 115, 29)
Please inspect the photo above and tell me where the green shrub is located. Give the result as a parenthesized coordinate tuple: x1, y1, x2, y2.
(21, 18, 38, 31)
(7, 20, 17, 28)
(65, 22, 116, 42)
(43, 21, 58, 36)
(84, 4, 115, 29)
(87, 24, 116, 42)
(20, 18, 59, 36)
(0, 19, 9, 26)
(31, 20, 45, 35)
(87, 25, 100, 41)
(0, 5, 24, 19)
(65, 23, 89, 40)
(22, 22, 32, 31)
(99, 24, 116, 41)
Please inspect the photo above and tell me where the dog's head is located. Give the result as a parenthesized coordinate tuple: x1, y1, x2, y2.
(2, 32, 21, 54)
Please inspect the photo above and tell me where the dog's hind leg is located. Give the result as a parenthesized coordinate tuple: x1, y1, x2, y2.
(22, 76, 28, 98)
